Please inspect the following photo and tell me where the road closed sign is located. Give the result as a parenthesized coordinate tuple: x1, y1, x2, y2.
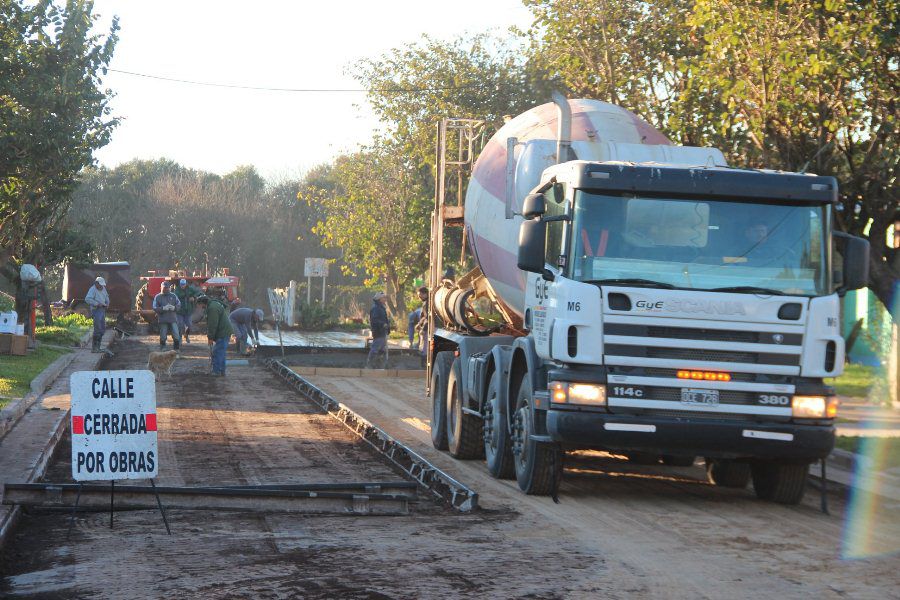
(70, 370, 158, 481)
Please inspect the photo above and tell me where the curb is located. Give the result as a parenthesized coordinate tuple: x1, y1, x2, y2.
(0, 351, 77, 442)
(287, 366, 423, 379)
(0, 332, 115, 550)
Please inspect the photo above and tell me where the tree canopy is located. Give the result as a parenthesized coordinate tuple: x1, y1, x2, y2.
(0, 0, 119, 295)
(526, 0, 898, 317)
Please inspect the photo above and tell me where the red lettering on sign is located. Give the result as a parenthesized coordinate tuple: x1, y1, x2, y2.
(72, 415, 84, 435)
(145, 413, 157, 431)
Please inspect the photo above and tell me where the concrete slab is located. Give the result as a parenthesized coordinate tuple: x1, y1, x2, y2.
(257, 330, 367, 349)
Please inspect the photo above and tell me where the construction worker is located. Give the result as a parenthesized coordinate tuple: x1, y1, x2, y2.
(84, 276, 109, 353)
(173, 278, 199, 343)
(229, 307, 263, 354)
(197, 295, 232, 376)
(152, 281, 181, 351)
(407, 286, 429, 350)
(366, 291, 390, 369)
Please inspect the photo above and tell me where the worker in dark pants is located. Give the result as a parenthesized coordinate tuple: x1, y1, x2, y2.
(174, 278, 199, 343)
(229, 307, 263, 354)
(152, 281, 181, 350)
(84, 276, 109, 353)
(366, 291, 390, 369)
(197, 295, 232, 376)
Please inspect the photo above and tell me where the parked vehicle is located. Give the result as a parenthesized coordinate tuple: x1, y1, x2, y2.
(134, 269, 240, 325)
(62, 262, 133, 314)
(425, 96, 869, 504)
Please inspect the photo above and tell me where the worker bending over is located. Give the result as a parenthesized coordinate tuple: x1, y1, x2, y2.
(229, 307, 263, 355)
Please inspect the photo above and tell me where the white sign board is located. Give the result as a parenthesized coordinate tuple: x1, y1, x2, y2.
(70, 370, 158, 481)
(304, 258, 328, 278)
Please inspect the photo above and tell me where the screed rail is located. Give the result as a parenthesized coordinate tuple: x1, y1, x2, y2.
(267, 359, 479, 512)
(3, 483, 410, 515)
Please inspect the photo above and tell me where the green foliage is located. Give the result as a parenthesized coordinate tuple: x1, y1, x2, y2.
(301, 143, 429, 316)
(0, 0, 118, 288)
(295, 302, 337, 331)
(525, 0, 898, 318)
(70, 160, 337, 307)
(35, 311, 91, 346)
(835, 436, 900, 469)
(52, 313, 92, 328)
(34, 325, 85, 346)
(827, 364, 880, 399)
(303, 34, 548, 315)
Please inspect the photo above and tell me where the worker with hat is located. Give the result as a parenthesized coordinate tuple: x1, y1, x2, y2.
(173, 278, 199, 343)
(152, 280, 182, 351)
(84, 276, 109, 353)
(197, 294, 232, 376)
(366, 291, 391, 369)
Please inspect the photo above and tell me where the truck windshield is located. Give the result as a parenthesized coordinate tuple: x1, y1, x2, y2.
(570, 191, 829, 296)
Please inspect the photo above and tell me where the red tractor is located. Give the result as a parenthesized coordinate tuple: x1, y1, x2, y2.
(134, 268, 241, 325)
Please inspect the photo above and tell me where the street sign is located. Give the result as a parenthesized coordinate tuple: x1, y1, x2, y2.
(304, 258, 328, 278)
(70, 370, 158, 481)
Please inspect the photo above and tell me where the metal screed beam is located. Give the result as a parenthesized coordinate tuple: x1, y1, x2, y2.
(267, 359, 479, 512)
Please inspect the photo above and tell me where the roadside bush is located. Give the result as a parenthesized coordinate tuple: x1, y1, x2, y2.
(53, 313, 92, 328)
(35, 325, 85, 346)
(295, 302, 338, 331)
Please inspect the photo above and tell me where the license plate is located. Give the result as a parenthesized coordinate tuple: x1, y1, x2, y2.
(681, 388, 719, 406)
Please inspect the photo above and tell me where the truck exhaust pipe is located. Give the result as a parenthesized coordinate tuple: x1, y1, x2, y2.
(552, 91, 572, 164)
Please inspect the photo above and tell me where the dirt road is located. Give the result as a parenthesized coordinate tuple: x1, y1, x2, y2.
(309, 375, 900, 599)
(1, 339, 898, 598)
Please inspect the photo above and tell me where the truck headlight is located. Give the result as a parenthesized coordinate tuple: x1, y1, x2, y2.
(549, 382, 607, 406)
(792, 395, 838, 419)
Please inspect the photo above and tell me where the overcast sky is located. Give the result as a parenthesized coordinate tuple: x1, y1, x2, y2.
(90, 1, 535, 180)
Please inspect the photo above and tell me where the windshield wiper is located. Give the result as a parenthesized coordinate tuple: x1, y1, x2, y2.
(588, 278, 676, 289)
(710, 285, 785, 296)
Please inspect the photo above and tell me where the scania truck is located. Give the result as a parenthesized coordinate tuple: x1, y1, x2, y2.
(425, 95, 869, 504)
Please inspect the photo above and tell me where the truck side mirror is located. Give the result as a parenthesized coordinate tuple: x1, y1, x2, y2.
(833, 231, 869, 295)
(518, 219, 546, 273)
(522, 193, 546, 219)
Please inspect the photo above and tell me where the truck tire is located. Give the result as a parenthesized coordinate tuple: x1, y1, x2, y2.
(751, 461, 809, 504)
(662, 455, 696, 467)
(430, 351, 453, 450)
(446, 358, 484, 459)
(483, 370, 514, 479)
(512, 373, 560, 495)
(705, 459, 751, 488)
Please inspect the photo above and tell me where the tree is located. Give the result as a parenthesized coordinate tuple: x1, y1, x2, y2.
(70, 159, 335, 308)
(300, 144, 429, 316)
(0, 0, 119, 315)
(307, 34, 551, 311)
(524, 0, 898, 319)
(682, 0, 898, 319)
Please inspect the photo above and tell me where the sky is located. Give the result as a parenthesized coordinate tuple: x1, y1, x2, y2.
(90, 1, 535, 181)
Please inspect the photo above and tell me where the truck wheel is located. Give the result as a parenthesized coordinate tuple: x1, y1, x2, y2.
(483, 370, 514, 479)
(511, 373, 560, 495)
(446, 358, 484, 459)
(626, 452, 660, 465)
(751, 462, 809, 504)
(705, 459, 751, 488)
(430, 351, 453, 450)
(662, 455, 696, 467)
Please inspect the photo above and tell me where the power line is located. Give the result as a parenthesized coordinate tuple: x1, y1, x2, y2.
(107, 68, 477, 94)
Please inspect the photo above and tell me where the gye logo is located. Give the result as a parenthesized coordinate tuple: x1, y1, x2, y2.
(635, 300, 664, 311)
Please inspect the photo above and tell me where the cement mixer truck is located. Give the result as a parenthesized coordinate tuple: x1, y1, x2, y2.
(425, 95, 870, 504)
